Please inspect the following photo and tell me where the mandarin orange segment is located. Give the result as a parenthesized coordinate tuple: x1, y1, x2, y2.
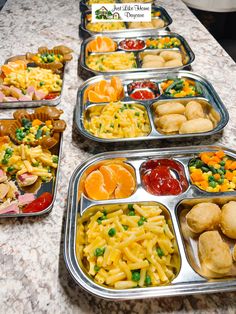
(99, 165, 117, 196)
(84, 170, 109, 200)
(111, 76, 123, 98)
(88, 90, 110, 102)
(87, 36, 117, 53)
(107, 164, 135, 198)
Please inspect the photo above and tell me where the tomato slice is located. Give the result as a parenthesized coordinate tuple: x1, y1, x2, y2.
(22, 192, 53, 213)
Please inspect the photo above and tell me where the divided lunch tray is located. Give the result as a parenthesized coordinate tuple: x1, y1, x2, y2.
(75, 70, 229, 143)
(79, 6, 172, 38)
(0, 56, 67, 109)
(80, 31, 195, 76)
(64, 145, 236, 299)
(0, 121, 63, 218)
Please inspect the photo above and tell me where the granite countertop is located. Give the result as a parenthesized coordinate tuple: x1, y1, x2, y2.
(0, 0, 236, 313)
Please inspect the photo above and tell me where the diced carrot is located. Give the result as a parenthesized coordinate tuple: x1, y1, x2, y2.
(199, 153, 210, 164)
(225, 171, 233, 181)
(199, 181, 208, 189)
(213, 174, 221, 180)
(220, 184, 229, 192)
(225, 159, 233, 170)
(32, 119, 43, 127)
(208, 160, 217, 166)
(45, 120, 52, 127)
(215, 150, 225, 159)
(191, 171, 204, 182)
(209, 156, 220, 163)
(229, 161, 236, 170)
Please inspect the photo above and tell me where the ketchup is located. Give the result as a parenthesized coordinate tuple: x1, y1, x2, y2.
(130, 89, 155, 100)
(22, 192, 53, 213)
(44, 92, 59, 100)
(141, 159, 188, 196)
(120, 39, 145, 51)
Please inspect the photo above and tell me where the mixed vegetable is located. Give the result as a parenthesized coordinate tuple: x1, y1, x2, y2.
(161, 78, 203, 97)
(146, 37, 181, 49)
(16, 118, 53, 143)
(189, 151, 236, 192)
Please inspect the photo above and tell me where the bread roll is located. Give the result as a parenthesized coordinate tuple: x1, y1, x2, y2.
(185, 101, 205, 120)
(164, 59, 183, 68)
(233, 244, 236, 262)
(186, 202, 221, 233)
(179, 118, 213, 134)
(156, 114, 186, 133)
(152, 19, 165, 28)
(155, 102, 185, 116)
(160, 50, 182, 61)
(199, 231, 232, 276)
(220, 201, 236, 239)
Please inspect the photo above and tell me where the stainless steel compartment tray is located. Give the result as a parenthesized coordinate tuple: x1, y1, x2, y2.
(79, 6, 172, 38)
(64, 145, 236, 299)
(0, 124, 63, 218)
(75, 70, 229, 143)
(80, 31, 194, 75)
(0, 56, 67, 109)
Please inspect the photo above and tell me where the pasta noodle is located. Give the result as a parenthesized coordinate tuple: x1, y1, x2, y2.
(76, 204, 180, 289)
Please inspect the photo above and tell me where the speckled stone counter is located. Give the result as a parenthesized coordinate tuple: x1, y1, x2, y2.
(0, 0, 236, 313)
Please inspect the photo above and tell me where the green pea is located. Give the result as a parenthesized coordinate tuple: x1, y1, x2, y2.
(7, 166, 14, 172)
(94, 265, 100, 272)
(218, 178, 224, 185)
(219, 161, 225, 166)
(138, 216, 147, 226)
(208, 175, 215, 182)
(2, 158, 8, 165)
(94, 247, 105, 257)
(132, 271, 140, 282)
(145, 275, 151, 286)
(156, 247, 164, 257)
(108, 228, 116, 237)
(128, 210, 135, 216)
(122, 225, 128, 230)
(52, 156, 59, 163)
(128, 204, 134, 211)
(5, 148, 13, 155)
(209, 181, 217, 188)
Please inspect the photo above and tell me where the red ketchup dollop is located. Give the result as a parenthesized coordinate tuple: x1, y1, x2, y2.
(120, 39, 145, 51)
(141, 159, 188, 196)
(130, 89, 155, 100)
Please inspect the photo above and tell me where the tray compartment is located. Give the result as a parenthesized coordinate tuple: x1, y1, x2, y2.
(177, 196, 236, 279)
